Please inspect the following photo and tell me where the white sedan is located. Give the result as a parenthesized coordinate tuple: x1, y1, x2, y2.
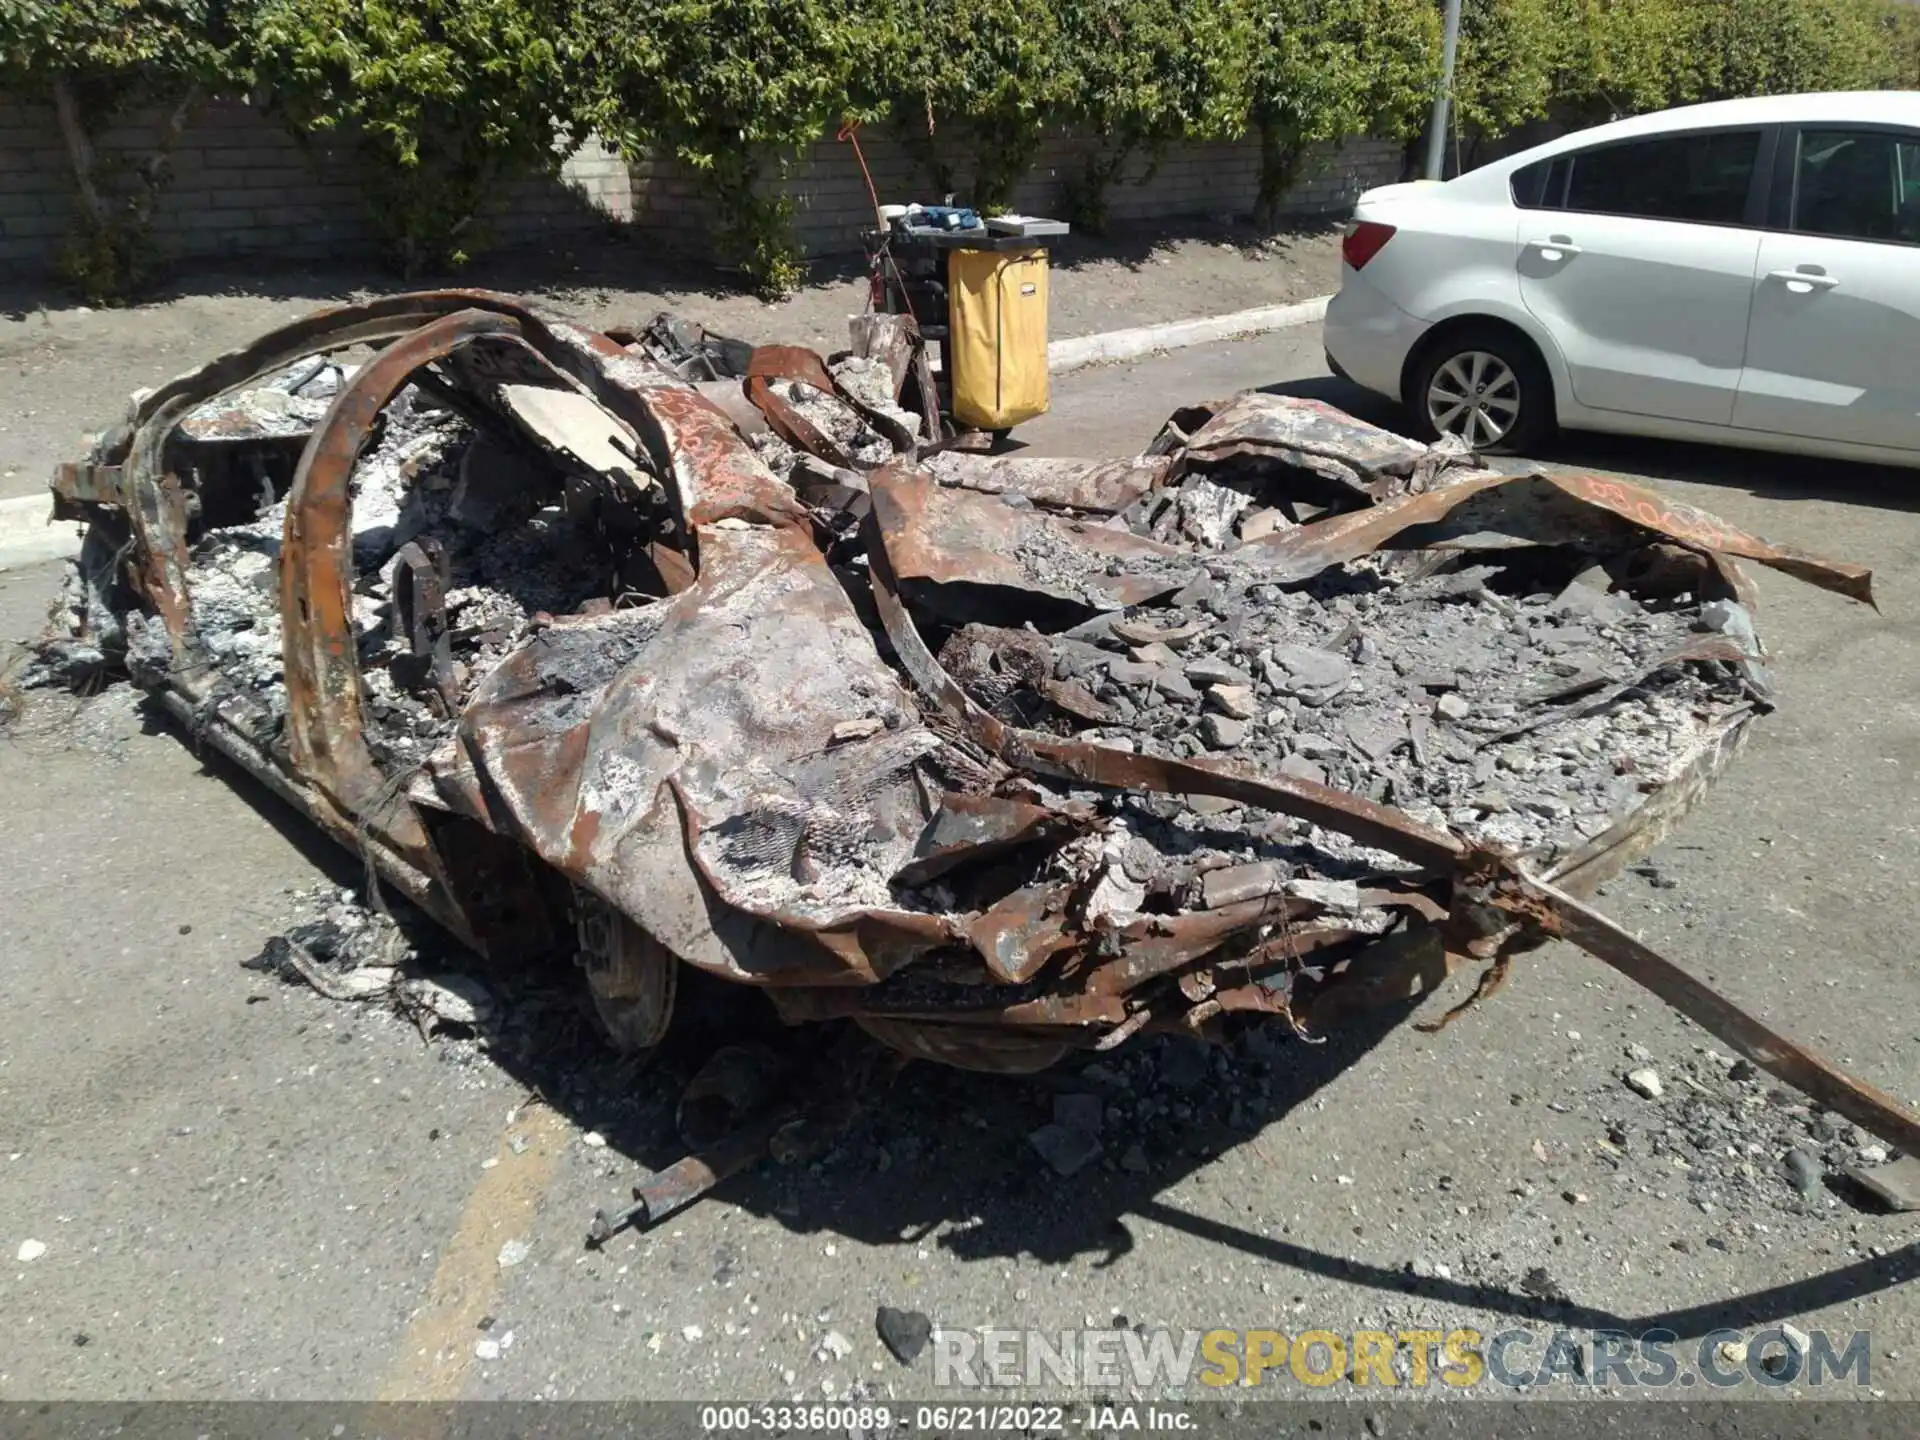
(1323, 91, 1920, 463)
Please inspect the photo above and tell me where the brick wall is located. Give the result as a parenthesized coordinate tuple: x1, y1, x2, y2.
(631, 130, 1407, 258)
(2, 93, 1398, 272)
(0, 96, 634, 271)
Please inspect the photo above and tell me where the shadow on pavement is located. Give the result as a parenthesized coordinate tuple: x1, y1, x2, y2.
(1138, 1198, 1920, 1342)
(471, 918, 1920, 1343)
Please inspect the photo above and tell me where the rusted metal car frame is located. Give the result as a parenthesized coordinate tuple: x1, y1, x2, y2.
(43, 290, 1920, 1187)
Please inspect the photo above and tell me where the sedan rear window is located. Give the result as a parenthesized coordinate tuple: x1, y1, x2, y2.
(1563, 129, 1761, 225)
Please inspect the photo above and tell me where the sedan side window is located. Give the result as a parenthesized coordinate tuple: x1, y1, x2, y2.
(1564, 129, 1761, 225)
(1794, 129, 1920, 245)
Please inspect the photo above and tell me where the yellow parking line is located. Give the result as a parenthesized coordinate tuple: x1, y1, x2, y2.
(377, 1103, 572, 1401)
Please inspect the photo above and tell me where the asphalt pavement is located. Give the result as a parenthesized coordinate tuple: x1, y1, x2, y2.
(3, 325, 1919, 1404)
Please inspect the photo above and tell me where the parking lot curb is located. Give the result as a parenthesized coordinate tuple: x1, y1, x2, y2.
(0, 493, 83, 573)
(1048, 293, 1333, 374)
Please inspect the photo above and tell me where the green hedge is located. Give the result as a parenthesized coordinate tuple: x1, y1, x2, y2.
(249, 0, 583, 275)
(5, 0, 1918, 299)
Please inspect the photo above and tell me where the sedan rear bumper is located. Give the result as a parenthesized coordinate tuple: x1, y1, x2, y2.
(1323, 270, 1431, 405)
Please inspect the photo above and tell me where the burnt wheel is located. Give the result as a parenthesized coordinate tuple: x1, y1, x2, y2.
(574, 888, 677, 1054)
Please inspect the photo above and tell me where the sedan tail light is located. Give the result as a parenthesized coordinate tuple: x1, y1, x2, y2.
(1342, 220, 1396, 270)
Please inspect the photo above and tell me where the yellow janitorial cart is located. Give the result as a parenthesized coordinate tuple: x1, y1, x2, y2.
(868, 212, 1068, 442)
(946, 244, 1050, 432)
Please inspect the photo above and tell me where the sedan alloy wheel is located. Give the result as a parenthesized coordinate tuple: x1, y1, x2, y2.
(1425, 349, 1522, 448)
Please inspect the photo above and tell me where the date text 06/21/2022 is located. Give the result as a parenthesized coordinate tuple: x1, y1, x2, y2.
(697, 1404, 1189, 1432)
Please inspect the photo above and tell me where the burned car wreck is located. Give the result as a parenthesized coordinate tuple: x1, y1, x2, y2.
(32, 290, 1920, 1223)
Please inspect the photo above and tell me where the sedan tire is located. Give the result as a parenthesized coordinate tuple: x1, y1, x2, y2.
(1407, 327, 1554, 455)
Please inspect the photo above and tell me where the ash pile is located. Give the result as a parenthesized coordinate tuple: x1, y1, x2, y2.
(153, 371, 655, 773)
(886, 395, 1779, 893)
(928, 473, 1757, 872)
(34, 286, 1902, 1187)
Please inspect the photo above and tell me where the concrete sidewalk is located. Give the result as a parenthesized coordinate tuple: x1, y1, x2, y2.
(0, 494, 84, 573)
(0, 294, 1336, 567)
(0, 225, 1345, 505)
(1047, 294, 1329, 372)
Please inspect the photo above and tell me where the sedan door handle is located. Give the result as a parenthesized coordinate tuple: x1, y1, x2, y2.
(1526, 237, 1583, 259)
(1766, 268, 1839, 292)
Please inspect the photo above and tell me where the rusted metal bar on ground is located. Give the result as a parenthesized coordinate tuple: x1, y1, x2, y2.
(587, 1107, 796, 1243)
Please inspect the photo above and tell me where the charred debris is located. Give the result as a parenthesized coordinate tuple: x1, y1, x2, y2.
(28, 290, 1920, 1227)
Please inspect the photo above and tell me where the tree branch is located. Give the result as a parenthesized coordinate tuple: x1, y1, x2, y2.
(51, 74, 106, 228)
